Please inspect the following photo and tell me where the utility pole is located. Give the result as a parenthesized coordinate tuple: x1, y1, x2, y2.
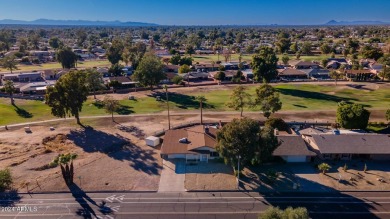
(163, 85, 171, 130)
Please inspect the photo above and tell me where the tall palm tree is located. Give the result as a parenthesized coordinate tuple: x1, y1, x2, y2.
(163, 85, 171, 129)
(195, 95, 207, 125)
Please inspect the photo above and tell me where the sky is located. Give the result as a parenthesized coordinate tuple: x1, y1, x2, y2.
(0, 0, 390, 25)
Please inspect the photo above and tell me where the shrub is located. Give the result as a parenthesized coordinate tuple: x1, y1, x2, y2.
(172, 75, 184, 85)
(318, 163, 331, 174)
(0, 169, 12, 192)
(265, 117, 289, 131)
(259, 206, 309, 219)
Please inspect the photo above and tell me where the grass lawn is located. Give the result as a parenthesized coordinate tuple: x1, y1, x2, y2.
(1, 84, 389, 126)
(0, 60, 111, 72)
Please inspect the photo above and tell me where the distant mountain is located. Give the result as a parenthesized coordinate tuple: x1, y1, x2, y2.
(0, 19, 158, 26)
(325, 20, 389, 25)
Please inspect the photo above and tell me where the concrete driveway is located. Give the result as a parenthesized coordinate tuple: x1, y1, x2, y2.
(158, 159, 186, 192)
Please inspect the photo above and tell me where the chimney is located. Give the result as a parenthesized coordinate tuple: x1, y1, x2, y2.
(274, 128, 279, 136)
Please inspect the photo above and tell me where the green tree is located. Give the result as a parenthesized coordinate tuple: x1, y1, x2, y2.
(45, 70, 89, 125)
(170, 53, 181, 65)
(49, 37, 62, 50)
(108, 63, 124, 76)
(336, 102, 370, 129)
(329, 70, 343, 86)
(107, 38, 124, 65)
(178, 64, 191, 74)
(226, 85, 252, 117)
(320, 43, 332, 54)
(1, 55, 18, 73)
(318, 163, 331, 174)
(103, 95, 120, 122)
(56, 47, 77, 69)
(281, 54, 289, 65)
(195, 95, 207, 125)
(3, 80, 16, 105)
(360, 45, 384, 61)
(86, 69, 103, 99)
(132, 53, 165, 90)
(252, 47, 278, 83)
(253, 84, 282, 118)
(172, 75, 184, 85)
(214, 71, 225, 83)
(0, 168, 12, 192)
(216, 118, 260, 171)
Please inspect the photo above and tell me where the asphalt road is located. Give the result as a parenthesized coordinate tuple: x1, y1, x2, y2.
(1, 191, 390, 219)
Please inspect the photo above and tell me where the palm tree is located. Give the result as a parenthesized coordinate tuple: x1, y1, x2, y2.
(4, 80, 15, 105)
(163, 85, 171, 129)
(195, 95, 207, 125)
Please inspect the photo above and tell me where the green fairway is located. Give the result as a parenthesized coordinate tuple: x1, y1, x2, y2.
(1, 84, 389, 126)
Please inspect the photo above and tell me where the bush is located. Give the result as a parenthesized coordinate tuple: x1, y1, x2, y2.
(0, 169, 12, 192)
(265, 117, 289, 131)
(318, 162, 331, 174)
(172, 75, 184, 85)
(259, 206, 309, 219)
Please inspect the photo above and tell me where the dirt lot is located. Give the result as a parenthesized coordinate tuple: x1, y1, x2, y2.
(185, 161, 237, 191)
(0, 122, 163, 192)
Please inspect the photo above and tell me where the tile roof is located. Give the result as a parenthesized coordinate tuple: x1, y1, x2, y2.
(273, 136, 316, 156)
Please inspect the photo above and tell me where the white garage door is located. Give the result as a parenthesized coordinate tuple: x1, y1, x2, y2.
(286, 156, 307, 162)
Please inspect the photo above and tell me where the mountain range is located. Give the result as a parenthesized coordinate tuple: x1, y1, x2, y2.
(325, 20, 389, 25)
(0, 19, 158, 26)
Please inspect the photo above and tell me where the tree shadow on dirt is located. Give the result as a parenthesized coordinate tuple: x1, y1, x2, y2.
(13, 104, 33, 118)
(276, 88, 357, 103)
(0, 189, 21, 207)
(149, 91, 215, 110)
(67, 126, 161, 175)
(241, 164, 380, 219)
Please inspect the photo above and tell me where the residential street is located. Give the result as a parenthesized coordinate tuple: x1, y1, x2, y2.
(1, 191, 390, 219)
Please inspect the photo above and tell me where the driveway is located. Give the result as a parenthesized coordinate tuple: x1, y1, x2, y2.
(158, 159, 186, 192)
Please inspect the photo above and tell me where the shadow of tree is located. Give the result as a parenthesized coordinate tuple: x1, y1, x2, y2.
(69, 184, 99, 219)
(66, 126, 161, 175)
(276, 88, 357, 103)
(116, 105, 134, 115)
(149, 91, 215, 110)
(0, 189, 21, 207)
(13, 104, 33, 118)
(241, 163, 380, 219)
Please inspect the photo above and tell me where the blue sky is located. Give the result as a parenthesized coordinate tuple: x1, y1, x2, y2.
(0, 0, 390, 25)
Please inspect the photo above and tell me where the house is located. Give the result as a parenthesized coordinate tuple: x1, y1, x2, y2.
(305, 134, 390, 160)
(344, 69, 375, 81)
(273, 136, 316, 162)
(1, 72, 43, 83)
(161, 125, 219, 162)
(293, 61, 320, 69)
(301, 69, 330, 80)
(164, 65, 180, 73)
(278, 68, 308, 80)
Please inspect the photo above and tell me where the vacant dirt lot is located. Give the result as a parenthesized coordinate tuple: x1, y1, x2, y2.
(0, 123, 162, 192)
